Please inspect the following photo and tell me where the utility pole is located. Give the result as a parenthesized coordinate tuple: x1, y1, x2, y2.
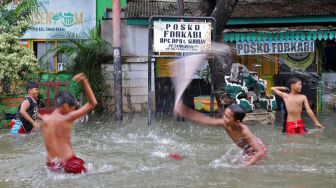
(178, 0, 184, 16)
(113, 0, 122, 120)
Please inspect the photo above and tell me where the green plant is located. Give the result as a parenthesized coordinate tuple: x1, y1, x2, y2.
(0, 107, 6, 128)
(0, 0, 43, 35)
(0, 33, 38, 94)
(0, 0, 42, 97)
(41, 28, 113, 112)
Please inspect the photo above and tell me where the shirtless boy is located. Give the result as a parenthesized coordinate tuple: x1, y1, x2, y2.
(174, 101, 267, 166)
(271, 76, 324, 134)
(41, 73, 97, 173)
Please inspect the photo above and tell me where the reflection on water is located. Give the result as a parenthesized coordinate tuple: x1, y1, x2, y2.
(0, 113, 336, 187)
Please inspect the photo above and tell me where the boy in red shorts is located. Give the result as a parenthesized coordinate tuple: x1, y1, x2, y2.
(41, 73, 97, 173)
(271, 76, 324, 134)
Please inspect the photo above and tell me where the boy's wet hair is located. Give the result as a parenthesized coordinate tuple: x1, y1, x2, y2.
(227, 104, 246, 121)
(56, 91, 79, 109)
(26, 82, 39, 92)
(288, 76, 301, 88)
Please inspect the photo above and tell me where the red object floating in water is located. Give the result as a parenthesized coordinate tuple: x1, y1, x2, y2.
(168, 153, 182, 160)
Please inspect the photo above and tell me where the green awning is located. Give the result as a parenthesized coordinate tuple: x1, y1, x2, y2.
(223, 30, 336, 42)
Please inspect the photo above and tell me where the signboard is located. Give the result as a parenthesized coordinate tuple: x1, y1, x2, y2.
(153, 22, 212, 53)
(236, 41, 315, 56)
(22, 0, 96, 39)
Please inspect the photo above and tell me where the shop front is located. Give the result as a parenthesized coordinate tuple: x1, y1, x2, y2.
(21, 0, 96, 72)
(223, 29, 336, 112)
(19, 0, 96, 113)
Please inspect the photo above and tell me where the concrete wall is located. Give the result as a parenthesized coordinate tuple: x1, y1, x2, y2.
(102, 63, 155, 113)
(101, 11, 154, 113)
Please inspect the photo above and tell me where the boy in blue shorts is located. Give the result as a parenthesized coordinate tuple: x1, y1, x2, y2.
(10, 82, 41, 135)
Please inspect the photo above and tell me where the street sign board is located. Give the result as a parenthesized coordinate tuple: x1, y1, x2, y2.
(153, 21, 212, 53)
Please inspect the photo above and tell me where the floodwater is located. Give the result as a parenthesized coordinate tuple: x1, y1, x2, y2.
(0, 112, 335, 188)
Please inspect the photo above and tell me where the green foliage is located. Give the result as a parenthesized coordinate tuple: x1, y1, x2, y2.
(42, 28, 113, 112)
(0, 105, 5, 127)
(0, 0, 41, 97)
(0, 33, 38, 95)
(0, 0, 43, 35)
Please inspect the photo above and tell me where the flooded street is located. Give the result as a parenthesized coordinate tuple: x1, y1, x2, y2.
(0, 112, 335, 187)
(1, 0, 336, 187)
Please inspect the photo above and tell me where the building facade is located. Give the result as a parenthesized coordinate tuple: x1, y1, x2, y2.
(17, 0, 125, 105)
(108, 0, 336, 113)
(222, 1, 336, 112)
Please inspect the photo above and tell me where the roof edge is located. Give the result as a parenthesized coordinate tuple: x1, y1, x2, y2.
(126, 16, 336, 26)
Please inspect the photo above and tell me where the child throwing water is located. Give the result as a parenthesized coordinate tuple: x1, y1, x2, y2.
(174, 100, 267, 166)
(41, 73, 97, 174)
(271, 76, 324, 134)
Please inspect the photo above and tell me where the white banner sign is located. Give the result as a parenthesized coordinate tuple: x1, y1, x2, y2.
(153, 22, 212, 52)
(236, 41, 315, 55)
(22, 0, 96, 39)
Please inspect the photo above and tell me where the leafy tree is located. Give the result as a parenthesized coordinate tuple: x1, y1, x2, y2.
(0, 33, 38, 94)
(0, 0, 42, 35)
(0, 0, 42, 96)
(0, 0, 42, 127)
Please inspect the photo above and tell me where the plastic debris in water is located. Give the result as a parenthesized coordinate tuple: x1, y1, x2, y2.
(168, 153, 182, 160)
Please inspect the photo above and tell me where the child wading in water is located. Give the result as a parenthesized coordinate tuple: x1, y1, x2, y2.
(41, 73, 97, 174)
(271, 76, 324, 134)
(10, 82, 41, 135)
(174, 100, 267, 166)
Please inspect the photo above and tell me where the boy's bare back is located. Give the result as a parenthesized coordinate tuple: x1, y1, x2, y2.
(42, 113, 74, 161)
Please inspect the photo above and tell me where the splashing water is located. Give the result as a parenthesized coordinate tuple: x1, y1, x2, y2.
(1, 114, 336, 187)
(1, 42, 335, 187)
(169, 42, 233, 109)
(170, 54, 208, 108)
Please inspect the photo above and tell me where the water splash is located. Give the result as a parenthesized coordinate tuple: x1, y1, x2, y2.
(209, 145, 244, 169)
(169, 42, 233, 110)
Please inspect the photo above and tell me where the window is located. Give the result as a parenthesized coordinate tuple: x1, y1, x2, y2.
(57, 42, 70, 71)
(33, 41, 69, 72)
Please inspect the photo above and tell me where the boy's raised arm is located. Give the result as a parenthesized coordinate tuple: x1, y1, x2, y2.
(67, 73, 97, 121)
(79, 74, 97, 108)
(271, 86, 288, 98)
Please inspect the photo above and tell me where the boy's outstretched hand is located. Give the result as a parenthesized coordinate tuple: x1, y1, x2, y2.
(174, 100, 185, 117)
(72, 73, 87, 83)
(315, 123, 324, 129)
